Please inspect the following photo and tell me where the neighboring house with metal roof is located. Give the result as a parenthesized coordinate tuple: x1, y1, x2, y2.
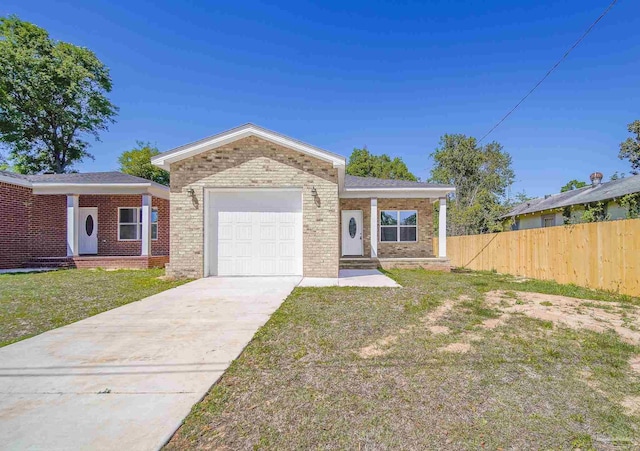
(151, 123, 456, 279)
(0, 170, 170, 270)
(502, 172, 640, 230)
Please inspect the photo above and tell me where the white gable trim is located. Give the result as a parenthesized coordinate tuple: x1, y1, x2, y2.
(151, 124, 346, 171)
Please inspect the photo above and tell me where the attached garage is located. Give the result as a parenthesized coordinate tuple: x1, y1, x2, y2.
(204, 188, 303, 276)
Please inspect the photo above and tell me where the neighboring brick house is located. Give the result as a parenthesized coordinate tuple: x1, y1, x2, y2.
(151, 123, 455, 279)
(0, 171, 170, 270)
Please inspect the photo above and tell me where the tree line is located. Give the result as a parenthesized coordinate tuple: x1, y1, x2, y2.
(1, 16, 639, 236)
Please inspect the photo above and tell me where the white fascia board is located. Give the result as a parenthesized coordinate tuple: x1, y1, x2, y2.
(32, 183, 170, 199)
(0, 174, 32, 188)
(151, 126, 346, 171)
(340, 187, 455, 199)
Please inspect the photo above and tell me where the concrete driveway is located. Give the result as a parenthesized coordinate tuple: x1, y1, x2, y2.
(0, 276, 300, 451)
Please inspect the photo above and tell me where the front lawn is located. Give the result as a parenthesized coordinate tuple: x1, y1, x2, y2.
(167, 270, 640, 449)
(0, 268, 189, 347)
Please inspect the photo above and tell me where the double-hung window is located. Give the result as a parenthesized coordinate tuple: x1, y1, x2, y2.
(380, 210, 417, 242)
(118, 207, 158, 240)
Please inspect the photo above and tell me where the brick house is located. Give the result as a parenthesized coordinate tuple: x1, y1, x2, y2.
(0, 171, 169, 270)
(151, 124, 455, 279)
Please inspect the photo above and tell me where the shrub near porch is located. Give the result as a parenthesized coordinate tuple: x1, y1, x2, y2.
(167, 270, 640, 450)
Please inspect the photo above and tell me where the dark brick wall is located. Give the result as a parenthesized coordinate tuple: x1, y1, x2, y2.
(0, 182, 32, 269)
(79, 194, 170, 257)
(0, 182, 170, 269)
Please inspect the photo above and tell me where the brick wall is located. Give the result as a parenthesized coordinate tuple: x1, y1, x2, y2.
(0, 182, 32, 269)
(30, 194, 67, 258)
(377, 198, 434, 258)
(168, 136, 340, 278)
(0, 182, 170, 269)
(338, 197, 435, 259)
(79, 195, 170, 256)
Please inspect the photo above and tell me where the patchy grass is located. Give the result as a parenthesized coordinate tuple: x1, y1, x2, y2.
(0, 268, 189, 347)
(166, 270, 640, 450)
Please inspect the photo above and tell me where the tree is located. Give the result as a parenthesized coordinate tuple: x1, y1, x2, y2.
(118, 142, 169, 186)
(560, 179, 587, 192)
(619, 120, 640, 175)
(0, 16, 118, 174)
(346, 148, 417, 181)
(429, 134, 514, 235)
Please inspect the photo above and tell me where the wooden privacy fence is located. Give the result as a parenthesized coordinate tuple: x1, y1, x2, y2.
(434, 218, 640, 297)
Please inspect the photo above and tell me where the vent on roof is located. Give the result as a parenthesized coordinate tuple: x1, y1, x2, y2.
(590, 172, 603, 187)
(544, 194, 551, 199)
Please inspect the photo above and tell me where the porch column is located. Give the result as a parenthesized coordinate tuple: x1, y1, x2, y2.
(438, 197, 447, 258)
(66, 195, 79, 257)
(370, 198, 378, 258)
(141, 194, 152, 256)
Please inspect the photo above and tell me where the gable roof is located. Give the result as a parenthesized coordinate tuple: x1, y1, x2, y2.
(151, 123, 347, 170)
(345, 174, 453, 189)
(503, 174, 640, 217)
(0, 171, 170, 199)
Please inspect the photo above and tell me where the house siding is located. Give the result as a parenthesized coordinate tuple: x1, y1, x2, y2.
(0, 181, 169, 269)
(168, 136, 339, 278)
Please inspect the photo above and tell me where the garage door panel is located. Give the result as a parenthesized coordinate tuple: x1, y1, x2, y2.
(210, 192, 302, 276)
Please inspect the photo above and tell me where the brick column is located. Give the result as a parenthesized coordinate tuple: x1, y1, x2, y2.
(66, 195, 79, 256)
(141, 194, 152, 256)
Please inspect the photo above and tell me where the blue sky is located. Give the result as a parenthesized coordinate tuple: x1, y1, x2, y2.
(2, 0, 639, 198)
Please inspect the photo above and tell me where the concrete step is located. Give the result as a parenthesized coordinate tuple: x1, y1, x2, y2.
(339, 258, 379, 270)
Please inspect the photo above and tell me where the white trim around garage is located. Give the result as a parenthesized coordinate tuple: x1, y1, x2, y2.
(204, 187, 304, 277)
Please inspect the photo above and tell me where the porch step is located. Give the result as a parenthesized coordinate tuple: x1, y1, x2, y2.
(339, 258, 379, 270)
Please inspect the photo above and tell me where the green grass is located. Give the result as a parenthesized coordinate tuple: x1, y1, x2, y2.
(166, 269, 640, 450)
(0, 268, 189, 347)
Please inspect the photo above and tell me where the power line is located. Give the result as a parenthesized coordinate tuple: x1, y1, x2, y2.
(478, 0, 619, 143)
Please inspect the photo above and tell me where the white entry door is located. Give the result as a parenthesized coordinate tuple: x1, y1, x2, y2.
(341, 210, 363, 256)
(79, 207, 98, 255)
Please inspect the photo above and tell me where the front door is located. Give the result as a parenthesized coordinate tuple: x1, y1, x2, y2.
(341, 210, 363, 256)
(79, 207, 98, 255)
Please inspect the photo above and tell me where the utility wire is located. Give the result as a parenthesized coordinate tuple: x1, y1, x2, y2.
(478, 0, 619, 143)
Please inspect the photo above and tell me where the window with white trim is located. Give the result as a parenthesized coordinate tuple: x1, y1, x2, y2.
(118, 207, 158, 241)
(380, 210, 417, 242)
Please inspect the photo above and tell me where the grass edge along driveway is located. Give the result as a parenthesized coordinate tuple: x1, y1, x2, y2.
(0, 268, 189, 347)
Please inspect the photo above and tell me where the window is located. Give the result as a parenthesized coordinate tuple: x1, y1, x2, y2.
(118, 207, 158, 240)
(380, 210, 417, 242)
(542, 215, 555, 228)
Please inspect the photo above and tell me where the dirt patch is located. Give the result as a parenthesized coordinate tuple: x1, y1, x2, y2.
(429, 325, 450, 335)
(357, 296, 466, 358)
(630, 356, 640, 375)
(485, 291, 640, 345)
(439, 342, 471, 353)
(621, 396, 640, 416)
(358, 333, 402, 358)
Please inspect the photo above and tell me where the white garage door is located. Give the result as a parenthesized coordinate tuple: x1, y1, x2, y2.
(206, 189, 303, 276)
